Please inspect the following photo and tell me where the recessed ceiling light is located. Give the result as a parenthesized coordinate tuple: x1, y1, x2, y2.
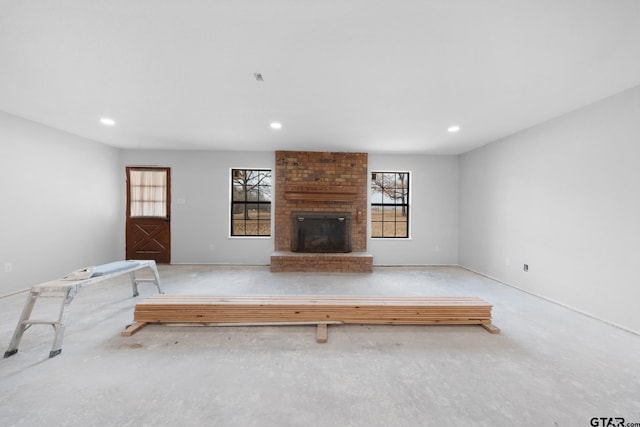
(100, 117, 116, 126)
(270, 122, 282, 130)
(447, 125, 460, 133)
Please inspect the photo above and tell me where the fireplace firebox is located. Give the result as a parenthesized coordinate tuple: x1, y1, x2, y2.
(291, 212, 352, 253)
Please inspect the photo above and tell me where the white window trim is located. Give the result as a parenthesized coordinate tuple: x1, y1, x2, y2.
(368, 170, 412, 240)
(228, 167, 273, 239)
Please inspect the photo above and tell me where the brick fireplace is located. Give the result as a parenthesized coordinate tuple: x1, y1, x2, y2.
(270, 150, 373, 272)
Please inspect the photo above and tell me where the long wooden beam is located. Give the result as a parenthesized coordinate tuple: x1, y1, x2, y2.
(127, 295, 500, 341)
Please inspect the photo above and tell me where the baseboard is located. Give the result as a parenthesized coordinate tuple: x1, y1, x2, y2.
(372, 264, 460, 267)
(458, 265, 639, 336)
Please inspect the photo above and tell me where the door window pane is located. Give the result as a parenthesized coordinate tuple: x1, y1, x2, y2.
(129, 170, 168, 217)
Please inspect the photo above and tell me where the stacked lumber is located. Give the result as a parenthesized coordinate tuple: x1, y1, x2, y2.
(132, 295, 498, 334)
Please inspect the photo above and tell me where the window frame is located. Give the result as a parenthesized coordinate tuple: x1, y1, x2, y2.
(369, 171, 411, 239)
(126, 167, 170, 219)
(229, 168, 272, 238)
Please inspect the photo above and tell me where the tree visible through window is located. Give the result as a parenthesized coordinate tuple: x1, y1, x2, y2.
(370, 172, 409, 238)
(231, 169, 272, 236)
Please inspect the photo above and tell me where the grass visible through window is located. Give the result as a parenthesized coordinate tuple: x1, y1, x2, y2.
(370, 172, 409, 238)
(231, 169, 272, 236)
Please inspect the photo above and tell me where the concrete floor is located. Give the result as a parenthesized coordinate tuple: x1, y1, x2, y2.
(1, 265, 639, 427)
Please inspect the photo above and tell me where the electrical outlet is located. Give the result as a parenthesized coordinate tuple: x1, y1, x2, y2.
(4, 263, 12, 273)
(523, 264, 528, 272)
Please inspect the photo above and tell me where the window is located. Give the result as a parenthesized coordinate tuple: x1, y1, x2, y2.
(128, 168, 169, 218)
(231, 169, 272, 236)
(370, 172, 409, 238)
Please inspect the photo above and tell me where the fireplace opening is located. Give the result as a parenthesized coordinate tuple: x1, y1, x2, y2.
(291, 212, 352, 253)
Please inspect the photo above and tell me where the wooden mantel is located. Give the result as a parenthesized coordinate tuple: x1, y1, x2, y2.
(284, 184, 359, 202)
(284, 191, 358, 202)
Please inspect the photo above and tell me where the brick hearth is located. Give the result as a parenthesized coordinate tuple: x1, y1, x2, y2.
(270, 252, 373, 273)
(271, 150, 373, 272)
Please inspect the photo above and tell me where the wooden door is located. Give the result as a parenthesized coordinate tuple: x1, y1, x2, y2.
(126, 167, 171, 263)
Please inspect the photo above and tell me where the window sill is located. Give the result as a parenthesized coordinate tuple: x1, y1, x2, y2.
(369, 237, 412, 241)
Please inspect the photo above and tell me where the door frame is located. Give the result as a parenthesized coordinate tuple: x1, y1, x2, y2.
(125, 166, 171, 263)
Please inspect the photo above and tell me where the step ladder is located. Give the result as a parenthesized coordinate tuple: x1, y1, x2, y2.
(4, 260, 163, 359)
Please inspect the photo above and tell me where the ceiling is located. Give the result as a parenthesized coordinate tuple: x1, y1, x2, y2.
(1, 0, 640, 155)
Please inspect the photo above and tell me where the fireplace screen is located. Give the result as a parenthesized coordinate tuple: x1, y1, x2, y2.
(291, 212, 352, 253)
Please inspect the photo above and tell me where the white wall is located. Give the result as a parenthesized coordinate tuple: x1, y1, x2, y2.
(368, 154, 459, 265)
(121, 150, 275, 265)
(0, 112, 122, 295)
(121, 151, 460, 266)
(459, 85, 640, 334)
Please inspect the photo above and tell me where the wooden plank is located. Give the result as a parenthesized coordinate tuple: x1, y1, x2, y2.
(163, 321, 343, 327)
(120, 321, 148, 337)
(134, 295, 488, 303)
(122, 295, 500, 343)
(134, 305, 492, 312)
(481, 323, 501, 334)
(133, 311, 492, 318)
(316, 323, 328, 343)
(132, 295, 496, 329)
(135, 295, 490, 304)
(126, 294, 500, 341)
(133, 314, 493, 323)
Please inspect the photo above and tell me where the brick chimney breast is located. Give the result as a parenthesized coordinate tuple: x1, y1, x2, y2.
(271, 151, 372, 272)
